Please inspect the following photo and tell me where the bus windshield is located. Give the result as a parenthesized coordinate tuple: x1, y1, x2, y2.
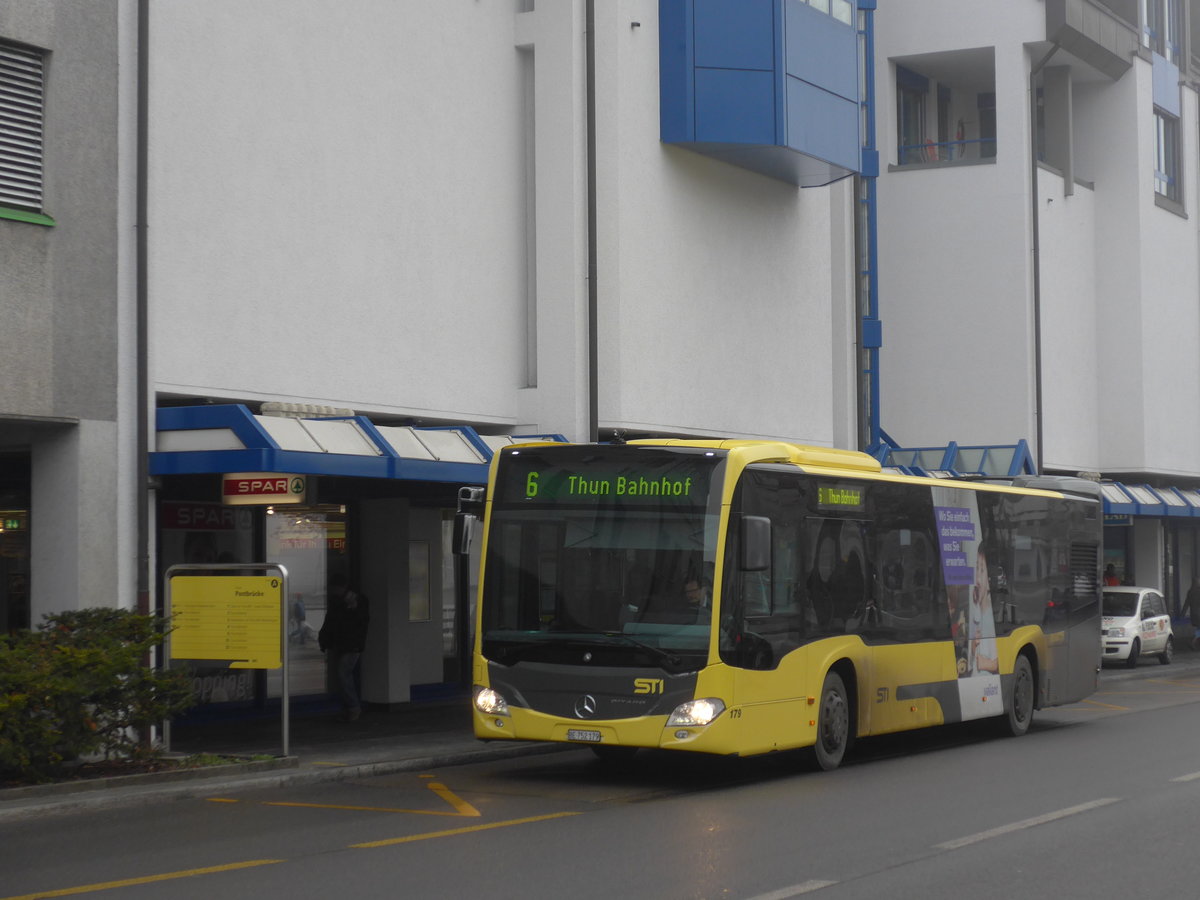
(480, 447, 724, 673)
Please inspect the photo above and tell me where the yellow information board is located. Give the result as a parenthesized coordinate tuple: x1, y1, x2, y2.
(170, 575, 283, 669)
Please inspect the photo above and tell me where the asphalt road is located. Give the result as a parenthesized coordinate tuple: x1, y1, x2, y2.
(3, 663, 1199, 900)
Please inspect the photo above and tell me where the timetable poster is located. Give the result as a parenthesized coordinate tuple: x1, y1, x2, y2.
(170, 575, 283, 669)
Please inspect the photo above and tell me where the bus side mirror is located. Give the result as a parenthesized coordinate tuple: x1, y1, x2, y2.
(454, 486, 485, 556)
(452, 513, 477, 556)
(741, 516, 771, 571)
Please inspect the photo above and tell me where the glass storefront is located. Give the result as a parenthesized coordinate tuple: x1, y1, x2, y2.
(156, 468, 478, 714)
(264, 504, 347, 698)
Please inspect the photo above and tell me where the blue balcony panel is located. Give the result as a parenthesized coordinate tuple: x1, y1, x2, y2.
(660, 0, 861, 187)
(694, 0, 775, 70)
(695, 68, 777, 144)
(683, 142, 854, 187)
(784, 0, 857, 103)
(785, 77, 860, 172)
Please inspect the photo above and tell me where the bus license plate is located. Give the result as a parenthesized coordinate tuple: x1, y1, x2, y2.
(567, 729, 602, 743)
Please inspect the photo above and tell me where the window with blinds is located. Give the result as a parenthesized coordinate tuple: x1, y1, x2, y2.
(0, 41, 45, 212)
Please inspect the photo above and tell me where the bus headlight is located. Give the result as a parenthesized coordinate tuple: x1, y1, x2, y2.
(473, 686, 510, 717)
(667, 698, 726, 726)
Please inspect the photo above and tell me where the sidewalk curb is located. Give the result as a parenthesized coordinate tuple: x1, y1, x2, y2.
(0, 756, 299, 803)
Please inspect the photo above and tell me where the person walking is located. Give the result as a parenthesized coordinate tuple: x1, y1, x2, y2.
(319, 573, 370, 721)
(1186, 577, 1200, 651)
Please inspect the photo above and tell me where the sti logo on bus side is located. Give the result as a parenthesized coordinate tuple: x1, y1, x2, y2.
(634, 678, 664, 694)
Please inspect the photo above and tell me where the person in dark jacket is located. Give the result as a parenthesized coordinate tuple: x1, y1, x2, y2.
(319, 573, 370, 721)
(1185, 577, 1200, 651)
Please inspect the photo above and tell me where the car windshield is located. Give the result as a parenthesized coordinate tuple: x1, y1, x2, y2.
(1103, 592, 1139, 617)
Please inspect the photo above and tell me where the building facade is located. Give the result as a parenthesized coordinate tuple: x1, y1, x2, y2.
(0, 1, 135, 634)
(10, 0, 1200, 711)
(874, 0, 1200, 612)
(1, 0, 865, 708)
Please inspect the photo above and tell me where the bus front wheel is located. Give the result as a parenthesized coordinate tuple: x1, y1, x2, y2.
(812, 671, 850, 771)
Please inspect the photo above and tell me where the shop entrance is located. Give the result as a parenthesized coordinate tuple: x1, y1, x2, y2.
(0, 452, 31, 634)
(265, 503, 348, 697)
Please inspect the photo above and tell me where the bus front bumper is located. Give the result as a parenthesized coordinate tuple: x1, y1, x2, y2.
(472, 704, 740, 754)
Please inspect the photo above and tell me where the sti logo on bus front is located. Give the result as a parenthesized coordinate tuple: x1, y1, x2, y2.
(634, 678, 664, 694)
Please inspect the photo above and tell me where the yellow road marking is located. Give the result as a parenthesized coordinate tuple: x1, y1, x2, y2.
(425, 781, 481, 816)
(2, 859, 283, 900)
(1080, 698, 1130, 710)
(351, 811, 582, 848)
(208, 778, 481, 817)
(7, 788, 572, 898)
(260, 799, 472, 816)
(1099, 687, 1200, 693)
(1145, 679, 1200, 688)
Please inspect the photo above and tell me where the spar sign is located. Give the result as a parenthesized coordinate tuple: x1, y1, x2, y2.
(222, 472, 307, 506)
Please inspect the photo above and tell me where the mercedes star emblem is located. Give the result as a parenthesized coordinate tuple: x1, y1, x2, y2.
(574, 694, 598, 718)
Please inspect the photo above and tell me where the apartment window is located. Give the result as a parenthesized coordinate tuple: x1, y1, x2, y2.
(1153, 108, 1180, 202)
(802, 0, 853, 25)
(1143, 0, 1182, 63)
(977, 92, 996, 160)
(896, 66, 928, 164)
(0, 40, 48, 219)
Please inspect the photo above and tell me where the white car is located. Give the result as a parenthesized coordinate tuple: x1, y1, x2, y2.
(1102, 586, 1173, 668)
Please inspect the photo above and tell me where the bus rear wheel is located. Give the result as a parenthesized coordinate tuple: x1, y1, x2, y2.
(812, 671, 850, 771)
(998, 654, 1034, 737)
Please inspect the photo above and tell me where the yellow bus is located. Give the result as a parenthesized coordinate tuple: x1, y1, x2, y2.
(470, 440, 1102, 769)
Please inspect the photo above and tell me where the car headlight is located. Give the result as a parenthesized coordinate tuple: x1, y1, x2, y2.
(667, 698, 726, 726)
(473, 686, 510, 717)
(1107, 626, 1126, 638)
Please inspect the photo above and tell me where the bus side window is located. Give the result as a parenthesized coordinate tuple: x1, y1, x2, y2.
(870, 483, 939, 641)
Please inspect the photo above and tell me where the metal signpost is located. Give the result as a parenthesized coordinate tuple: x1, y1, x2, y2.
(165, 563, 291, 756)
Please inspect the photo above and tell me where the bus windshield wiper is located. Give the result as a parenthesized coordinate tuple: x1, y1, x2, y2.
(573, 628, 682, 668)
(489, 631, 683, 668)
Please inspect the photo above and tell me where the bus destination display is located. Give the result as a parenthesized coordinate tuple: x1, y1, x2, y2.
(496, 449, 717, 508)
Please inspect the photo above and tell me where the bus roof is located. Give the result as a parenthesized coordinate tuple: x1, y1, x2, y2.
(611, 439, 1101, 502)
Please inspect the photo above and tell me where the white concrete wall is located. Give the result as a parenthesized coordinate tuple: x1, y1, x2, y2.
(30, 421, 122, 617)
(1076, 58, 1146, 470)
(148, 0, 856, 446)
(1037, 168, 1100, 471)
(1085, 57, 1200, 477)
(875, 4, 1043, 449)
(1131, 84, 1200, 477)
(592, 1, 855, 444)
(149, 0, 532, 428)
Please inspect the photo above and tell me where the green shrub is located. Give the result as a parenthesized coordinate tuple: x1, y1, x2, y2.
(0, 608, 195, 781)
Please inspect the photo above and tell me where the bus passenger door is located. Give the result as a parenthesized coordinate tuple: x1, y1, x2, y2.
(867, 487, 948, 733)
(718, 507, 810, 755)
